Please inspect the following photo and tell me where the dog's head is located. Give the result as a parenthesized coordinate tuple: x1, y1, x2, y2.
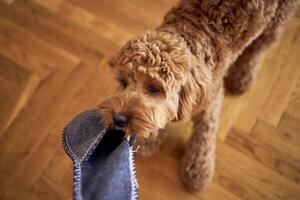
(97, 31, 212, 138)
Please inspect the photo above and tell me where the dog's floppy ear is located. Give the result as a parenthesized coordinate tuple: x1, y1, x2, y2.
(176, 65, 212, 121)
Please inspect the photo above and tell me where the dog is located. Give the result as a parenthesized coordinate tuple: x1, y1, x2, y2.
(97, 0, 300, 192)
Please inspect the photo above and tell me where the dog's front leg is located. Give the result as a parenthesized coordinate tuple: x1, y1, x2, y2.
(180, 89, 223, 192)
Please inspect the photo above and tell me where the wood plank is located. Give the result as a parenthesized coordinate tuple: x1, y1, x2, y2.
(47, 59, 117, 116)
(65, 0, 153, 35)
(1, 188, 40, 200)
(215, 140, 300, 200)
(41, 59, 116, 147)
(0, 63, 97, 193)
(0, 55, 40, 133)
(286, 76, 300, 119)
(234, 18, 300, 132)
(138, 164, 201, 200)
(0, 18, 79, 78)
(0, 66, 72, 141)
(226, 128, 300, 184)
(97, 0, 162, 27)
(217, 95, 243, 140)
(29, 174, 69, 200)
(258, 18, 300, 126)
(0, 72, 41, 134)
(0, 68, 70, 195)
(0, 54, 29, 86)
(43, 148, 72, 185)
(138, 151, 241, 200)
(0, 0, 14, 4)
(129, 0, 174, 21)
(32, 0, 133, 48)
(278, 113, 300, 138)
(2, 0, 120, 56)
(0, 2, 103, 65)
(252, 120, 300, 162)
(138, 188, 158, 200)
(9, 138, 57, 193)
(60, 164, 73, 196)
(0, 76, 15, 105)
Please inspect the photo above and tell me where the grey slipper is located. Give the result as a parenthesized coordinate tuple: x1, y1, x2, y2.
(62, 110, 138, 200)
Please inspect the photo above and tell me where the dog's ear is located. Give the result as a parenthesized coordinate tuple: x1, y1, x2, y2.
(176, 66, 212, 121)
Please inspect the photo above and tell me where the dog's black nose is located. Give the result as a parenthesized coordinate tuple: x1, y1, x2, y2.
(113, 114, 128, 127)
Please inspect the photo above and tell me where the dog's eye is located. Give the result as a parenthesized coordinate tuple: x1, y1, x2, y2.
(119, 79, 128, 88)
(147, 86, 162, 94)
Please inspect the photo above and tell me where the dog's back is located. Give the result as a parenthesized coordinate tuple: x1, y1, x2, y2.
(160, 0, 299, 69)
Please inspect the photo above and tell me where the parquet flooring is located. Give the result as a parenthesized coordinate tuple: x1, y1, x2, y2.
(0, 0, 300, 199)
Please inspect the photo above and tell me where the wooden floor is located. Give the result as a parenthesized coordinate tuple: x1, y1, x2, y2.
(0, 0, 300, 199)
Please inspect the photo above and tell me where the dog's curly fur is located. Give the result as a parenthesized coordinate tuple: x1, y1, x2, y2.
(98, 0, 300, 192)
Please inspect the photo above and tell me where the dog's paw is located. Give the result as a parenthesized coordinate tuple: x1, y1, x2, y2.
(135, 132, 167, 159)
(180, 153, 214, 192)
(135, 141, 161, 159)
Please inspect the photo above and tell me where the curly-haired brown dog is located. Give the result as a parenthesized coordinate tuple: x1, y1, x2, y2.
(98, 0, 300, 192)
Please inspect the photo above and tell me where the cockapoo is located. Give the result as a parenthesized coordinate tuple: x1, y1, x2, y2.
(98, 0, 300, 192)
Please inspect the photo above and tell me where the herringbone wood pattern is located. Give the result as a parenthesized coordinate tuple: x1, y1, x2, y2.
(0, 0, 300, 199)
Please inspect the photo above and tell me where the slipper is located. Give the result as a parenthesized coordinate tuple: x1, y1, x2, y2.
(62, 110, 138, 200)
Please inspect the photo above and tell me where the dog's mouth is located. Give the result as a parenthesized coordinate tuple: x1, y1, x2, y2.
(113, 124, 125, 131)
(108, 126, 126, 137)
(108, 125, 137, 146)
(110, 124, 128, 136)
